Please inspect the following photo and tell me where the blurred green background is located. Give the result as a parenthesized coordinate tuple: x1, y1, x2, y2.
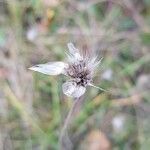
(0, 0, 150, 150)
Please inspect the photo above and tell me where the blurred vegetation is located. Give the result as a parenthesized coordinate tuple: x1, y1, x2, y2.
(0, 0, 150, 150)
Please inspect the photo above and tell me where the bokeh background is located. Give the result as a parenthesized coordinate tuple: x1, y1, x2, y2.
(0, 0, 150, 150)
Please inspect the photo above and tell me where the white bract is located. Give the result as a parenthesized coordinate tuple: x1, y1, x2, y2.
(29, 62, 68, 75)
(29, 43, 105, 98)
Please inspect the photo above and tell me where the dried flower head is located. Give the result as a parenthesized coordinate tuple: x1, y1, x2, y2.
(29, 43, 105, 98)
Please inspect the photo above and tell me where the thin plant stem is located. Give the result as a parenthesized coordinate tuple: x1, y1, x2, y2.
(59, 97, 82, 150)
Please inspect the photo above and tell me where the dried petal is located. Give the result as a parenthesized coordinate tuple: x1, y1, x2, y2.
(67, 43, 83, 61)
(62, 81, 86, 98)
(67, 42, 79, 54)
(29, 62, 68, 75)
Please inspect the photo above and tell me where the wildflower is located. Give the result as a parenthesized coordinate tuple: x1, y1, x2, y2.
(29, 43, 105, 98)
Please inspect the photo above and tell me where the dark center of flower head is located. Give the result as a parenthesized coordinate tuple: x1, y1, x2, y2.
(66, 61, 92, 87)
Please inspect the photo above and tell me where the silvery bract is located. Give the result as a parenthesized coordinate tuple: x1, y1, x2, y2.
(29, 43, 105, 98)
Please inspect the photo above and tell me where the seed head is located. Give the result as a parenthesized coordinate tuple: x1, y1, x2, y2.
(29, 43, 105, 98)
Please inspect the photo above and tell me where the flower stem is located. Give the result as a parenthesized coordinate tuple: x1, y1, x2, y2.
(59, 97, 82, 150)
